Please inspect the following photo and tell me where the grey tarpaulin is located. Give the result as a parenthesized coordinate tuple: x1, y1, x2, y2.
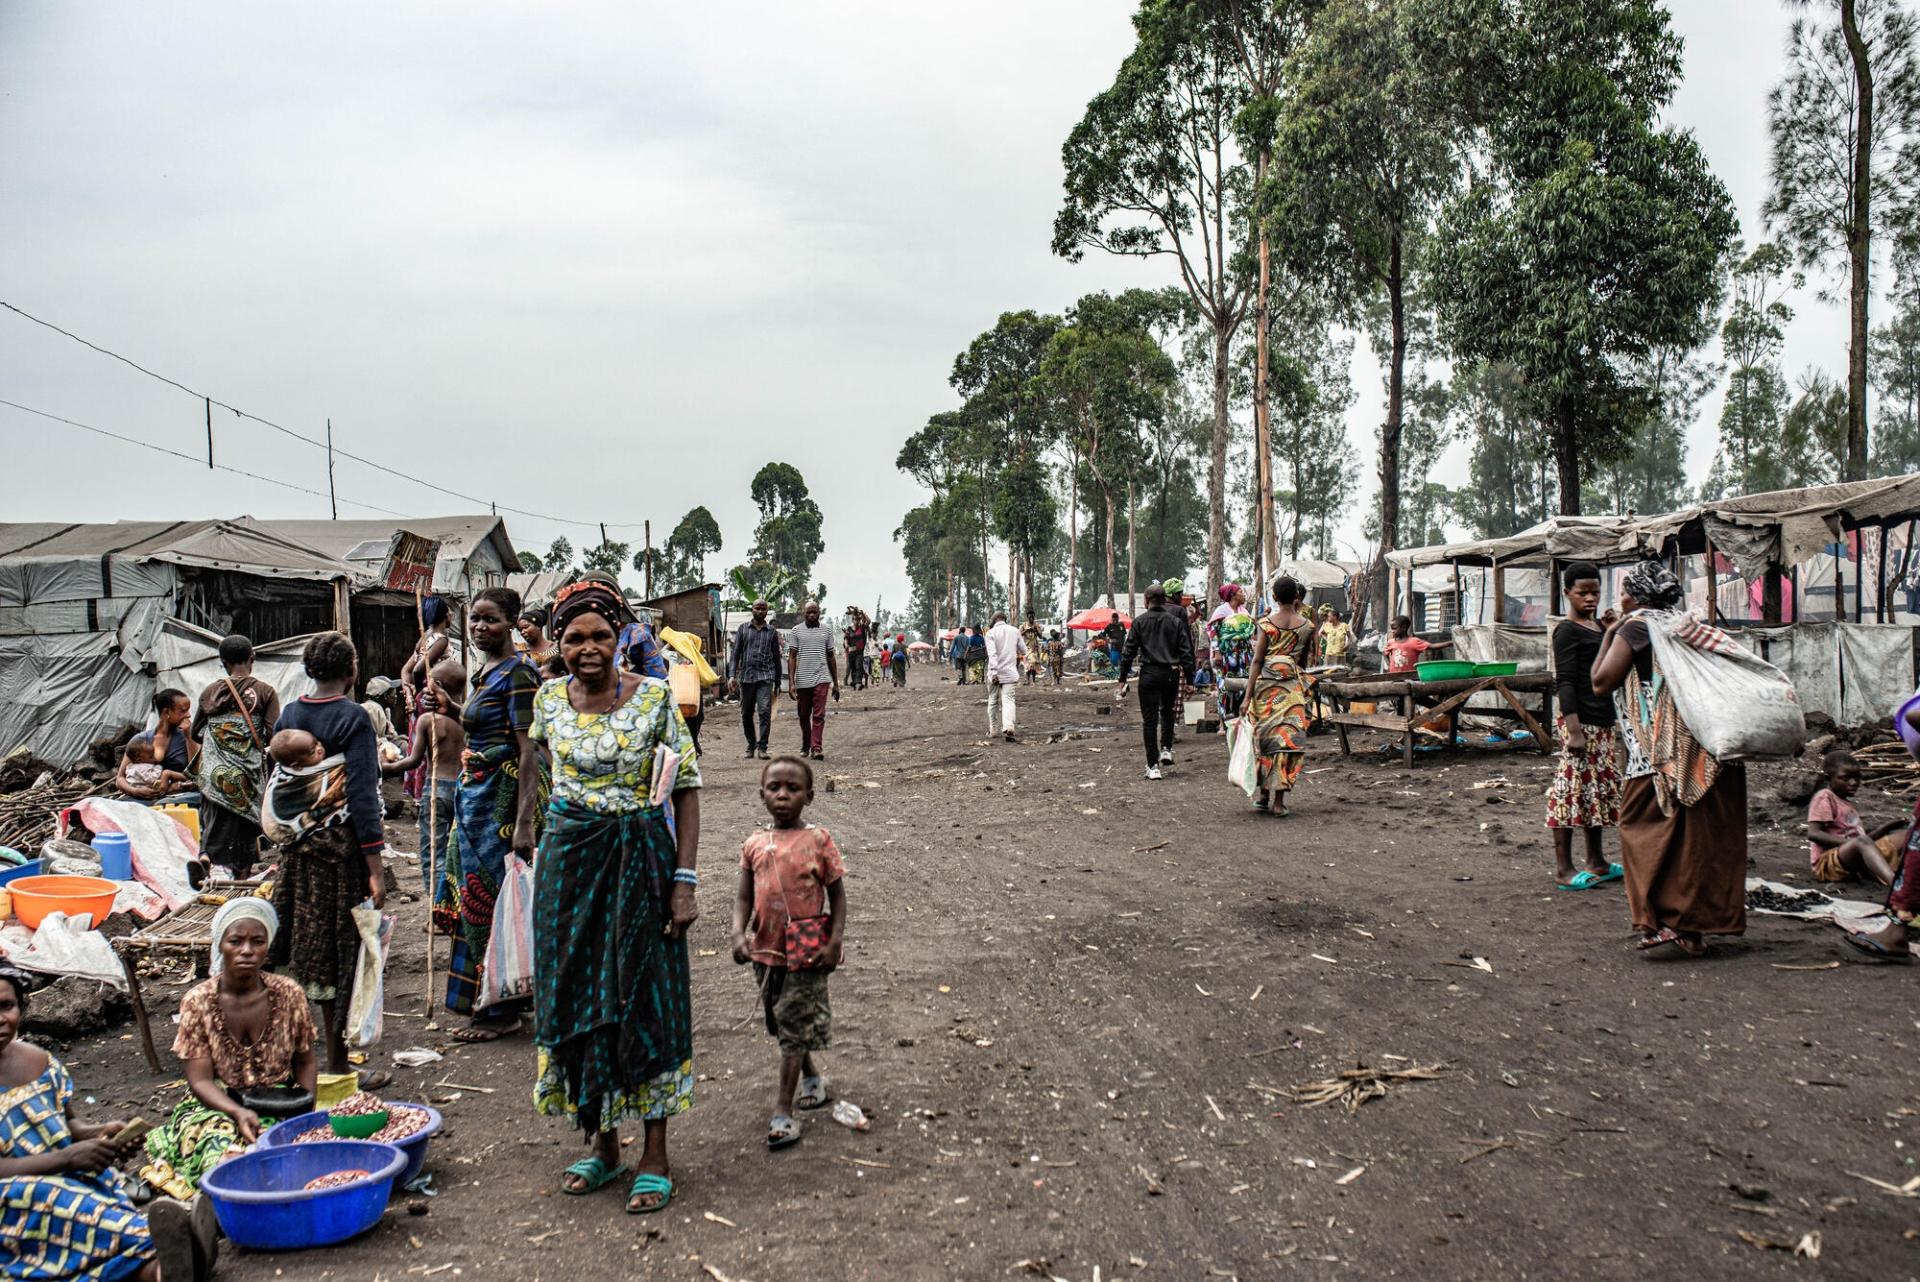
(1743, 625, 1839, 721)
(1835, 624, 1915, 726)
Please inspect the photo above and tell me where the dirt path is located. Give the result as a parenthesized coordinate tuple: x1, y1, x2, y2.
(54, 678, 1920, 1279)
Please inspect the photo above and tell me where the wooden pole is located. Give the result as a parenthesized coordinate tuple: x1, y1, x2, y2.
(1763, 565, 1783, 625)
(205, 397, 213, 469)
(1854, 527, 1865, 622)
(1703, 534, 1720, 625)
(1878, 522, 1890, 623)
(644, 520, 653, 598)
(326, 419, 337, 519)
(416, 584, 436, 1023)
(1491, 561, 1506, 627)
(1836, 547, 1847, 624)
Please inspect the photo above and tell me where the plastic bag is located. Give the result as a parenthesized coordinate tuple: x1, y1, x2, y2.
(1225, 716, 1260, 797)
(346, 901, 394, 1049)
(477, 855, 535, 1011)
(1642, 611, 1805, 760)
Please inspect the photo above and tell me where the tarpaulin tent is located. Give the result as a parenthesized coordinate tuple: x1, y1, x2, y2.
(0, 520, 362, 765)
(1065, 607, 1130, 631)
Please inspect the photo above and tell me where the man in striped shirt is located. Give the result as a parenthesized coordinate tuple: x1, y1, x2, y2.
(786, 599, 840, 760)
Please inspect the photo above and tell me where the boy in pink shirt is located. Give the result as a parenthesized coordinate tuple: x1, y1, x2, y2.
(1806, 750, 1900, 883)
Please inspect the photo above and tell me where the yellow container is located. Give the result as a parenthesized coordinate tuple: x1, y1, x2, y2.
(155, 804, 200, 842)
(315, 1072, 360, 1109)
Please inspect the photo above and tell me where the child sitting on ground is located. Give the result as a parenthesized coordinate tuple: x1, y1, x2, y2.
(1383, 615, 1451, 674)
(267, 728, 327, 770)
(122, 738, 191, 793)
(1807, 749, 1901, 884)
(381, 660, 468, 897)
(731, 755, 846, 1151)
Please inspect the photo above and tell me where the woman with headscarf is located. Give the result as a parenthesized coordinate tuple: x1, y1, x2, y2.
(0, 965, 210, 1282)
(263, 631, 389, 1076)
(141, 898, 318, 1199)
(517, 605, 557, 669)
(191, 634, 280, 878)
(1592, 560, 1746, 957)
(1209, 584, 1255, 719)
(1244, 574, 1317, 816)
(532, 578, 701, 1215)
(431, 587, 547, 1042)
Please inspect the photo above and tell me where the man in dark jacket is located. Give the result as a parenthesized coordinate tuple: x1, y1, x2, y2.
(1117, 584, 1195, 779)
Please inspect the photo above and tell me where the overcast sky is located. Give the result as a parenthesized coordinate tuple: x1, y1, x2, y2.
(0, 2, 1860, 621)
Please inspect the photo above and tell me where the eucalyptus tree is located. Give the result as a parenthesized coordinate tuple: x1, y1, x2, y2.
(1717, 242, 1802, 496)
(1870, 240, 1920, 473)
(1056, 0, 1252, 592)
(1767, 0, 1920, 479)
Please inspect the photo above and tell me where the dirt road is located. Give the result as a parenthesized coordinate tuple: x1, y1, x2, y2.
(54, 677, 1920, 1279)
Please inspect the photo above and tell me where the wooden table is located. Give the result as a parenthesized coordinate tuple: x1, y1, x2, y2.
(113, 879, 263, 1073)
(1320, 671, 1555, 768)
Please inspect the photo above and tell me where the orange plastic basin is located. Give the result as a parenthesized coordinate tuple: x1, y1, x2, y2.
(8, 875, 119, 930)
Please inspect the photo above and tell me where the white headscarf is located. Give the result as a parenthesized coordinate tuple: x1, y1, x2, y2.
(210, 896, 279, 975)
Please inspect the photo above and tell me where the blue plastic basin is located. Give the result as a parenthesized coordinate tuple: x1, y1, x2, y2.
(0, 858, 41, 886)
(198, 1139, 404, 1250)
(258, 1104, 442, 1187)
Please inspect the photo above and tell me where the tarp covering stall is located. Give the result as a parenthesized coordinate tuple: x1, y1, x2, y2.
(248, 516, 518, 597)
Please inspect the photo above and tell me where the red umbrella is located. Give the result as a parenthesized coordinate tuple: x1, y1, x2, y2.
(1065, 607, 1130, 631)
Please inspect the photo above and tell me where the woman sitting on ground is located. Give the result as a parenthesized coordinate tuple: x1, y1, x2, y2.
(116, 689, 198, 802)
(1, 964, 212, 1282)
(142, 899, 318, 1199)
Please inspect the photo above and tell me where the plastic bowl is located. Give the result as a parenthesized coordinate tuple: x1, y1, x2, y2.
(8, 874, 119, 929)
(198, 1139, 404, 1250)
(329, 1109, 390, 1139)
(1414, 660, 1478, 683)
(1473, 661, 1519, 677)
(262, 1105, 442, 1186)
(239, 1085, 315, 1120)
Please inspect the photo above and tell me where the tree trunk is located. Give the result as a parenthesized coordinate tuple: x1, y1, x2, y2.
(1256, 228, 1278, 574)
(1103, 486, 1117, 606)
(1554, 401, 1583, 516)
(1127, 478, 1138, 618)
(1842, 0, 1874, 481)
(1208, 325, 1231, 595)
(1377, 230, 1408, 625)
(1066, 454, 1080, 615)
(1009, 544, 1018, 620)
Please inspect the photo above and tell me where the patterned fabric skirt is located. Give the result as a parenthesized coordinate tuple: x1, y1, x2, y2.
(1544, 718, 1622, 829)
(269, 824, 364, 1003)
(140, 1096, 247, 1197)
(434, 753, 545, 1017)
(1247, 669, 1308, 792)
(1619, 766, 1748, 937)
(0, 1174, 152, 1282)
(533, 799, 692, 1135)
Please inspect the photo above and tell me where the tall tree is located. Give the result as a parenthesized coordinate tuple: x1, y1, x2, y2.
(1449, 360, 1553, 537)
(731, 462, 824, 607)
(1430, 0, 1737, 515)
(1767, 0, 1920, 479)
(1584, 346, 1714, 514)
(1258, 318, 1358, 560)
(542, 537, 574, 573)
(1871, 238, 1920, 473)
(1267, 0, 1466, 616)
(1716, 242, 1801, 496)
(581, 538, 631, 580)
(653, 505, 724, 592)
(517, 551, 543, 573)
(1055, 0, 1252, 594)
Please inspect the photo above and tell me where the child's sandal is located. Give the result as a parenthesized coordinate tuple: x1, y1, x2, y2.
(795, 1076, 830, 1110)
(767, 1114, 801, 1150)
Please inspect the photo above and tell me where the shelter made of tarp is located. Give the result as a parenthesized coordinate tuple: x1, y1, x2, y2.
(1066, 607, 1130, 631)
(243, 515, 518, 598)
(1384, 516, 1635, 570)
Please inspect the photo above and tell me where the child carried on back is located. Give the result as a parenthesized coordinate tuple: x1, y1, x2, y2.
(732, 755, 846, 1151)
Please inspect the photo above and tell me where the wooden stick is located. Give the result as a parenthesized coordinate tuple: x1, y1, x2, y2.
(424, 716, 438, 1022)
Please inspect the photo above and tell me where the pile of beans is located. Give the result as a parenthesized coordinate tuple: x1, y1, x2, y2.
(331, 1092, 386, 1118)
(304, 1170, 370, 1191)
(293, 1100, 432, 1146)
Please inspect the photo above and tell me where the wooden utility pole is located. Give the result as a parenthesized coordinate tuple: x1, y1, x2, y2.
(1126, 479, 1138, 617)
(644, 520, 654, 597)
(326, 419, 337, 518)
(205, 398, 213, 469)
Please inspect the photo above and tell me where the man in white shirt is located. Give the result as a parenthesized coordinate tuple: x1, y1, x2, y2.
(984, 611, 1026, 742)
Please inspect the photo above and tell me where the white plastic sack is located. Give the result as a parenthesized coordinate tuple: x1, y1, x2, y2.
(346, 901, 394, 1050)
(60, 798, 199, 912)
(477, 855, 535, 1011)
(1644, 611, 1806, 760)
(1225, 716, 1260, 797)
(5, 912, 126, 988)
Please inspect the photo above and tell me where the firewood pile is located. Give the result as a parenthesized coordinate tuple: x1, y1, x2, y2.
(0, 749, 107, 853)
(1850, 742, 1920, 794)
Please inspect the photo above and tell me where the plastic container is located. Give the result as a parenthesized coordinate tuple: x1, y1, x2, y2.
(155, 804, 201, 842)
(1415, 660, 1478, 682)
(0, 859, 42, 887)
(91, 832, 133, 881)
(198, 1139, 405, 1250)
(240, 1085, 316, 1120)
(7, 875, 119, 930)
(329, 1109, 390, 1139)
(315, 1073, 359, 1110)
(261, 1105, 442, 1186)
(1472, 662, 1519, 678)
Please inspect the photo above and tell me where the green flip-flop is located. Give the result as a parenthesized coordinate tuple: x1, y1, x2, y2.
(1557, 870, 1605, 891)
(627, 1171, 674, 1214)
(561, 1156, 627, 1195)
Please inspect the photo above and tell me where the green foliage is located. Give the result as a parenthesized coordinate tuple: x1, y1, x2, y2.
(1429, 0, 1737, 513)
(1264, 325, 1358, 559)
(731, 463, 824, 607)
(542, 537, 574, 573)
(1450, 361, 1551, 537)
(1872, 243, 1920, 475)
(517, 551, 543, 573)
(655, 506, 724, 593)
(1713, 242, 1801, 497)
(723, 565, 803, 613)
(1584, 346, 1713, 514)
(581, 539, 629, 580)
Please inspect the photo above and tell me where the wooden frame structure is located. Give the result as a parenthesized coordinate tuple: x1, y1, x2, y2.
(1322, 671, 1554, 769)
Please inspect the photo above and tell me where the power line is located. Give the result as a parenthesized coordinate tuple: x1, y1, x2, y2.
(0, 396, 412, 518)
(0, 300, 649, 534)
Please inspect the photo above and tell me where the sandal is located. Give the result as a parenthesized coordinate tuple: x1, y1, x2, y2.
(1636, 927, 1680, 952)
(561, 1156, 628, 1195)
(1596, 862, 1625, 883)
(767, 1114, 802, 1150)
(1672, 934, 1711, 958)
(450, 1018, 523, 1044)
(795, 1076, 830, 1110)
(1558, 870, 1606, 891)
(1842, 931, 1915, 963)
(627, 1171, 674, 1213)
(355, 1070, 393, 1092)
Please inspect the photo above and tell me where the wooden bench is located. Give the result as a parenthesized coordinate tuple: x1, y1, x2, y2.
(1321, 671, 1555, 768)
